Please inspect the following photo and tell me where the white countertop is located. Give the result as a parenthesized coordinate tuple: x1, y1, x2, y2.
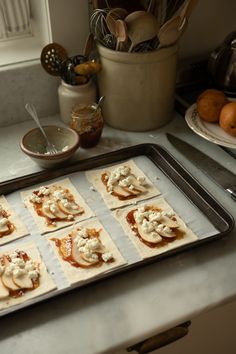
(0, 113, 236, 354)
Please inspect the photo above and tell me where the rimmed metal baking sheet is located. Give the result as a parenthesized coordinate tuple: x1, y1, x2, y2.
(0, 144, 234, 317)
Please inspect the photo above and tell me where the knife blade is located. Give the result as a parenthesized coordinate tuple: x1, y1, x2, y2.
(166, 133, 236, 201)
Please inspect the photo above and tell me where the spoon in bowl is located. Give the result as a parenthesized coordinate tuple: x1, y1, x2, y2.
(95, 96, 105, 111)
(25, 103, 58, 154)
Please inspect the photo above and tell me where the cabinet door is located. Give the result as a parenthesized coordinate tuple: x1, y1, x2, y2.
(113, 299, 236, 354)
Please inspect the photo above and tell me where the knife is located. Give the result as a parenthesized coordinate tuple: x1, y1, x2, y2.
(166, 133, 236, 201)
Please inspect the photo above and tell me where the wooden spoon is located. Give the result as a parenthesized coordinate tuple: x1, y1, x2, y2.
(158, 0, 198, 48)
(124, 11, 160, 52)
(106, 7, 128, 35)
(179, 0, 199, 20)
(115, 19, 128, 51)
(158, 15, 187, 48)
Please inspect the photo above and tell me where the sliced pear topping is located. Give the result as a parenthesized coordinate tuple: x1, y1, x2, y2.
(31, 186, 83, 223)
(0, 224, 10, 234)
(110, 174, 146, 197)
(41, 200, 57, 219)
(0, 251, 40, 298)
(0, 277, 9, 299)
(58, 200, 83, 216)
(128, 177, 147, 193)
(133, 207, 179, 243)
(71, 234, 92, 268)
(111, 184, 131, 197)
(123, 186, 141, 196)
(0, 255, 20, 291)
(13, 272, 33, 289)
(105, 166, 147, 198)
(59, 235, 73, 259)
(135, 223, 163, 244)
(155, 224, 176, 238)
(0, 217, 10, 233)
(55, 228, 112, 267)
(48, 201, 68, 219)
(80, 252, 99, 264)
(1, 272, 21, 291)
(160, 214, 179, 229)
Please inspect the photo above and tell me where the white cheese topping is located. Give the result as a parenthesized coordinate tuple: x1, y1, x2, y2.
(52, 189, 67, 201)
(38, 186, 50, 196)
(75, 228, 113, 264)
(165, 210, 175, 218)
(137, 176, 146, 185)
(118, 176, 133, 187)
(3, 254, 39, 280)
(30, 193, 42, 204)
(28, 270, 39, 280)
(77, 228, 89, 238)
(107, 165, 131, 191)
(45, 201, 58, 214)
(102, 252, 113, 262)
(134, 206, 178, 237)
(77, 237, 87, 247)
(11, 257, 25, 268)
(106, 166, 147, 193)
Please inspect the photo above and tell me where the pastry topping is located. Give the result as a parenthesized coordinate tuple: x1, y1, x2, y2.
(52, 227, 114, 268)
(126, 205, 183, 247)
(29, 185, 84, 226)
(0, 250, 40, 299)
(101, 252, 113, 262)
(101, 165, 148, 200)
(38, 186, 50, 196)
(0, 203, 15, 238)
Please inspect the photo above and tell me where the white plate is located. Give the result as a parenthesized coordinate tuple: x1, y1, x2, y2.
(185, 103, 236, 150)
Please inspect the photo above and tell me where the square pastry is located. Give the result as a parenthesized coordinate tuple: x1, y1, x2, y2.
(113, 198, 198, 259)
(0, 242, 56, 310)
(49, 218, 126, 285)
(86, 159, 160, 209)
(0, 195, 29, 246)
(21, 178, 94, 234)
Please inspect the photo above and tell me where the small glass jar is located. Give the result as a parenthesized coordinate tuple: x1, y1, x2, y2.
(58, 79, 97, 124)
(70, 103, 104, 148)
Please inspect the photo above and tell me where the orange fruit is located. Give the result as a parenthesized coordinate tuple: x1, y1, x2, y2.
(219, 102, 236, 137)
(196, 89, 228, 123)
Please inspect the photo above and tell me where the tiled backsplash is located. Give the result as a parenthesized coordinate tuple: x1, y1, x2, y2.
(0, 62, 60, 127)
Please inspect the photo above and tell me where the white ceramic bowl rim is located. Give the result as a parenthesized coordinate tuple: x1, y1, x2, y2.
(20, 125, 80, 160)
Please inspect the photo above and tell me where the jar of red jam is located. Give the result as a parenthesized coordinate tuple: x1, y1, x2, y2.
(70, 103, 104, 148)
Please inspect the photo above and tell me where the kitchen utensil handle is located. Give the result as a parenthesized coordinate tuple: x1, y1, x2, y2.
(126, 321, 191, 353)
(227, 186, 236, 201)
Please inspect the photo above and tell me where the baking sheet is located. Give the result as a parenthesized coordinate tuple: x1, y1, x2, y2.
(0, 144, 234, 317)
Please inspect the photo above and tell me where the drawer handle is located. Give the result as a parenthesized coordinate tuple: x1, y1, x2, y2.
(126, 321, 191, 354)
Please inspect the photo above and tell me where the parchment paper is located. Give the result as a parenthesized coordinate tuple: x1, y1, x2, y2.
(0, 155, 218, 316)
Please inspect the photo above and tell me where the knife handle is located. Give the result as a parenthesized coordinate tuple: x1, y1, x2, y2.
(227, 186, 236, 201)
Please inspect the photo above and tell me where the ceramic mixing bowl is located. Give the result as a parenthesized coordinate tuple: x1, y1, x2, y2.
(20, 125, 80, 169)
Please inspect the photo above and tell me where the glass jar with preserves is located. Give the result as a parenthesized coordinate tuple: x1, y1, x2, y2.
(58, 79, 97, 124)
(70, 102, 104, 148)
